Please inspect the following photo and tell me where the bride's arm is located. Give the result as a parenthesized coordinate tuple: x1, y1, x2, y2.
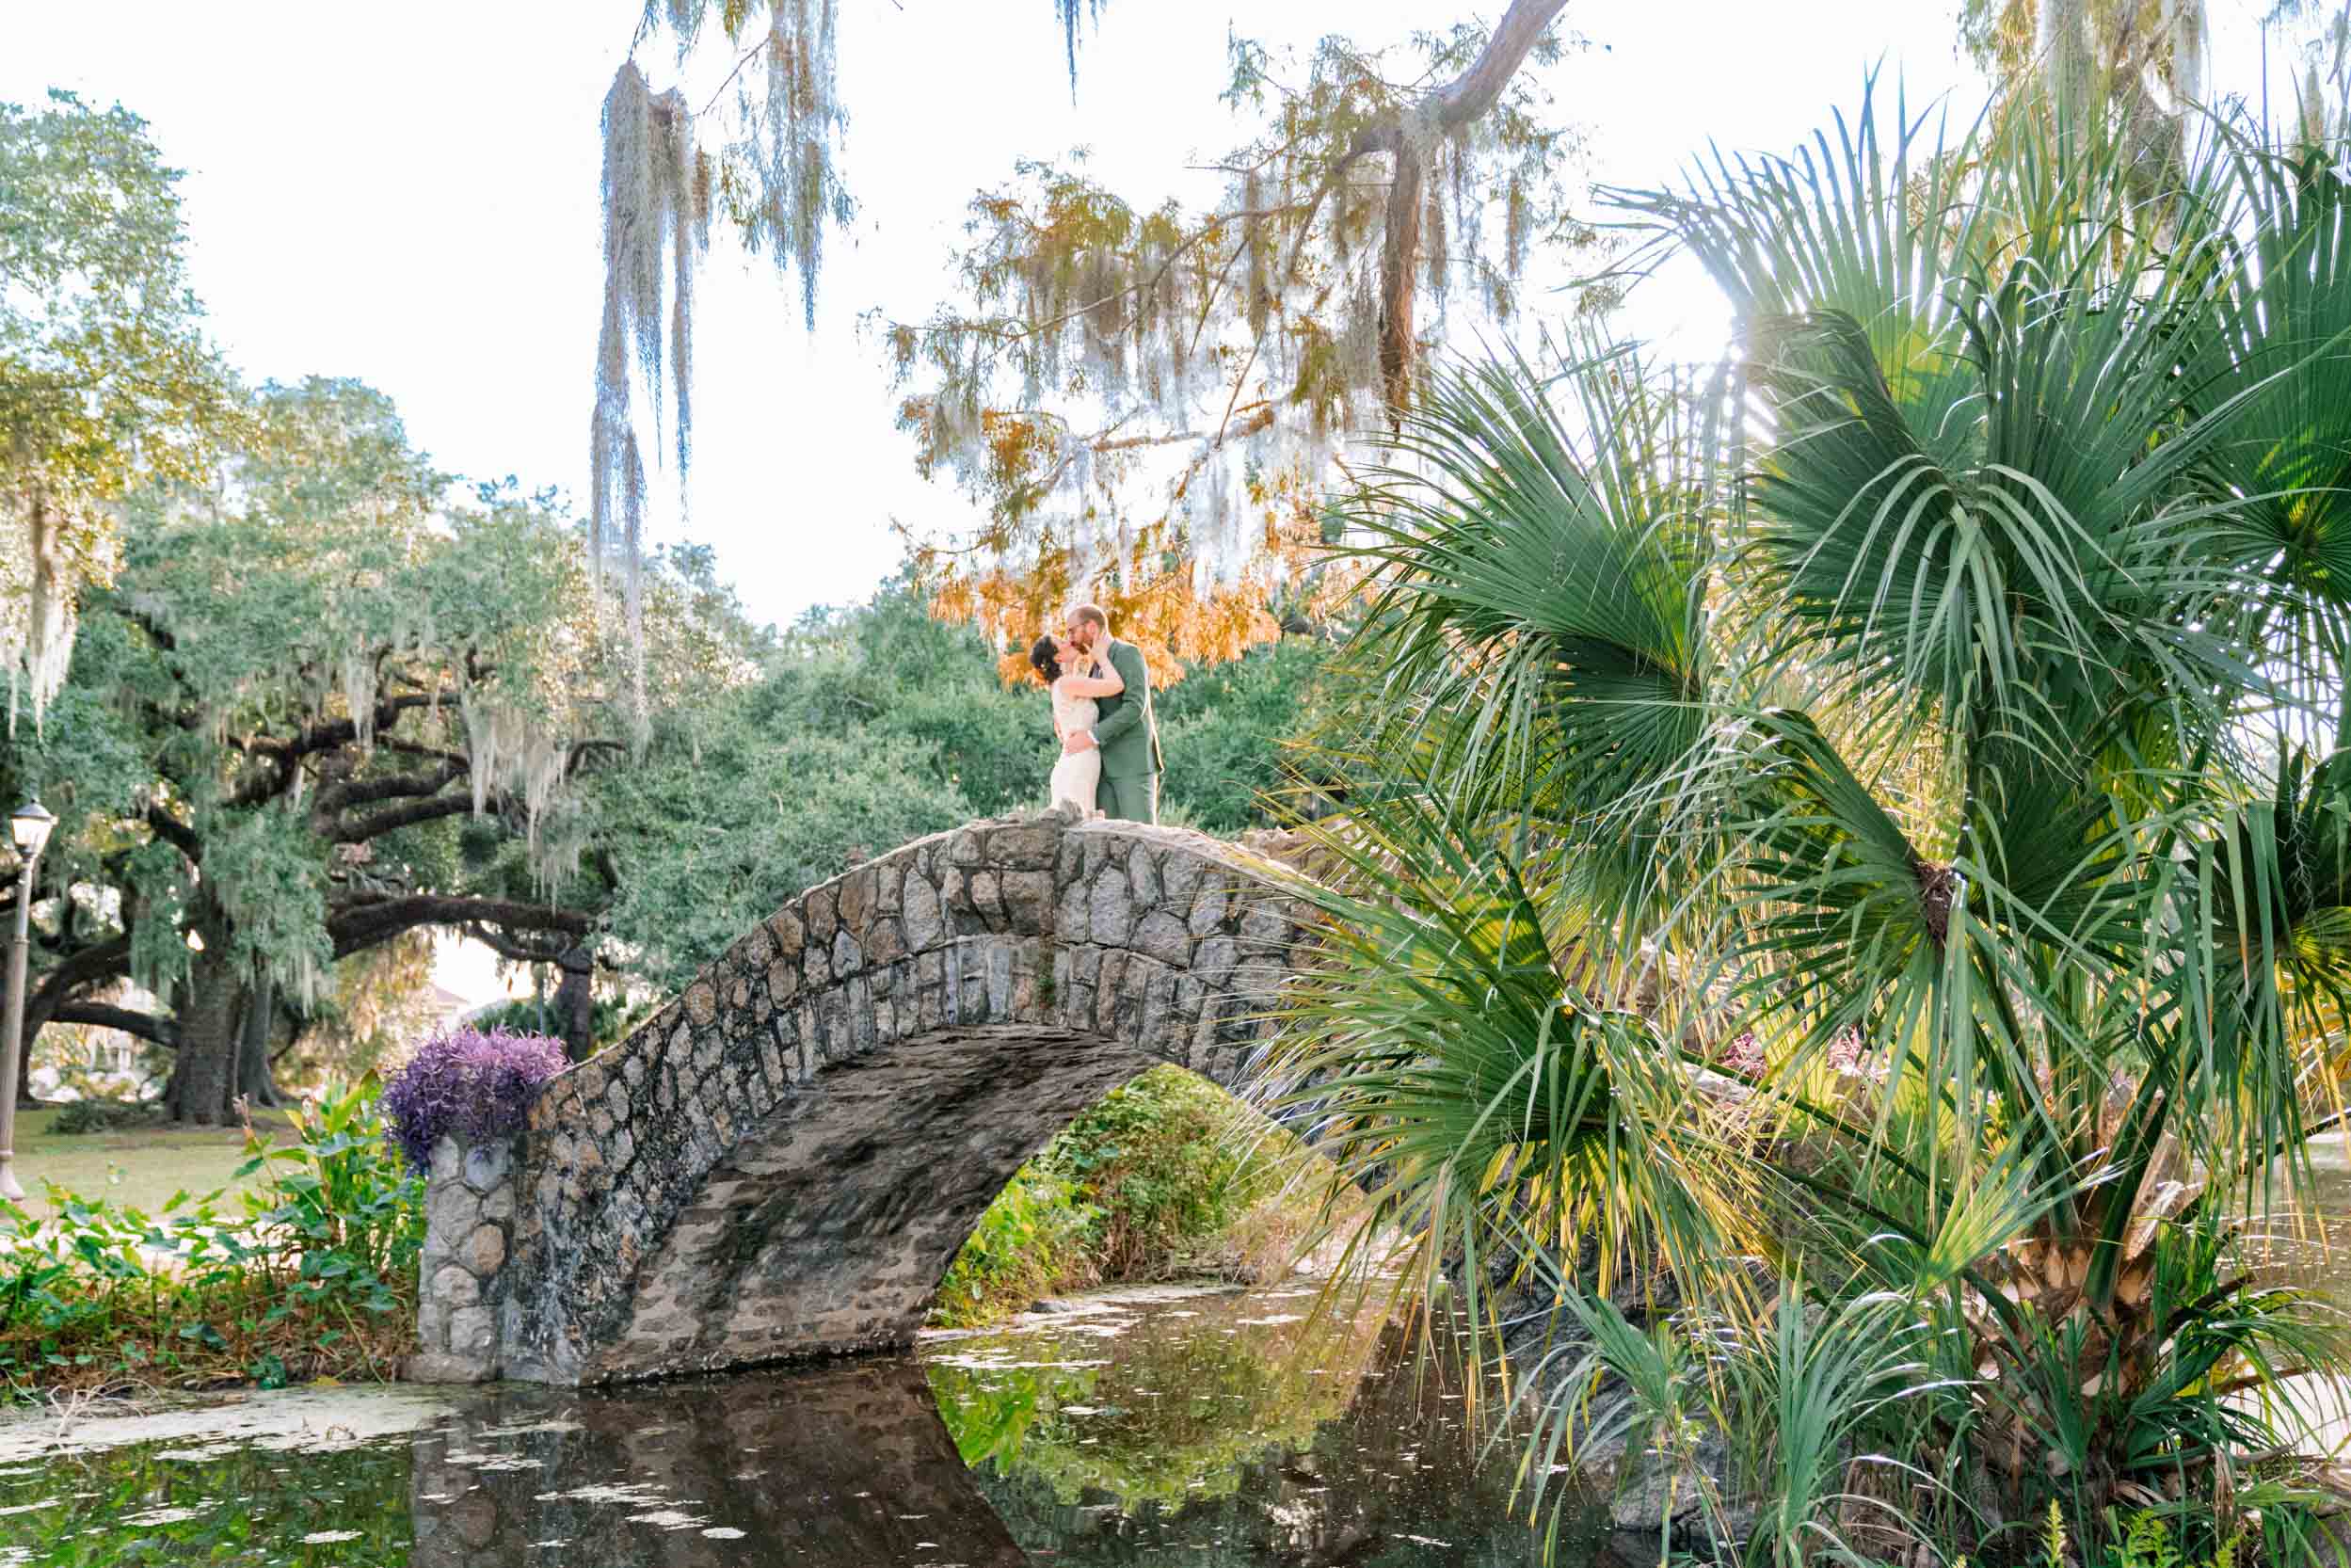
(1060, 661, 1126, 698)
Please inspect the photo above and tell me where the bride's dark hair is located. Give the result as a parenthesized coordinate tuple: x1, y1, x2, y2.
(1028, 633, 1063, 683)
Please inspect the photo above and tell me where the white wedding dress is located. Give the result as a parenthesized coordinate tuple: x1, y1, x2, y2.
(1048, 676, 1101, 815)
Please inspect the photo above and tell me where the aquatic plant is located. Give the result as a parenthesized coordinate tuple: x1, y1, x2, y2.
(380, 1026, 568, 1175)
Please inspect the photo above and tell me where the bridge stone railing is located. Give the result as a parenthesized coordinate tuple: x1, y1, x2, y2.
(408, 808, 1325, 1385)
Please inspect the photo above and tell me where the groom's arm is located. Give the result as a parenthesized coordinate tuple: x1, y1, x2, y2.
(1090, 643, 1149, 749)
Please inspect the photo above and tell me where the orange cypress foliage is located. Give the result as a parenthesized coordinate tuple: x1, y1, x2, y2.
(913, 460, 1359, 690)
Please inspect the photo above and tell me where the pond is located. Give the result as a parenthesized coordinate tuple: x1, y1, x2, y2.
(2244, 1136, 2351, 1299)
(0, 1279, 1609, 1565)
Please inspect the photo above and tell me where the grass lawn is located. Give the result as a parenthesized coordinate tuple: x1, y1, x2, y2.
(7, 1106, 295, 1219)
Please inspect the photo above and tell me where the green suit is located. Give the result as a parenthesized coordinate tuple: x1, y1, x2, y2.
(1088, 637, 1163, 824)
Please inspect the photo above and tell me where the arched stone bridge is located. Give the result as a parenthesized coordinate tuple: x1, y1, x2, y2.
(408, 810, 1325, 1385)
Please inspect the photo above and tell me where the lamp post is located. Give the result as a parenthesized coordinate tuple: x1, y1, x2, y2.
(0, 800, 56, 1203)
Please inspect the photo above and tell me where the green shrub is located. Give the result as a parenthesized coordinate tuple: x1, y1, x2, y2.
(0, 1076, 424, 1393)
(1044, 1066, 1269, 1277)
(466, 995, 660, 1054)
(932, 1066, 1335, 1327)
(1156, 637, 1336, 833)
(933, 1167, 1099, 1326)
(49, 1097, 156, 1135)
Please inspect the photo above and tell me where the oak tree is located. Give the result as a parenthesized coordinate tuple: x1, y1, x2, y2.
(0, 91, 239, 723)
(8, 380, 761, 1119)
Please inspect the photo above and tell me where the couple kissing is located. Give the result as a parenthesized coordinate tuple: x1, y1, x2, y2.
(1029, 603, 1163, 824)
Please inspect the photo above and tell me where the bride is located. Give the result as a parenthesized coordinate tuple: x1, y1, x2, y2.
(1031, 632, 1125, 816)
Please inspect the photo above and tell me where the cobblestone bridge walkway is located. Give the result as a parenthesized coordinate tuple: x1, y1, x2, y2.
(409, 809, 1322, 1384)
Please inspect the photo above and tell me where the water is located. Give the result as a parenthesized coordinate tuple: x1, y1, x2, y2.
(0, 1281, 1597, 1565)
(2245, 1139, 2351, 1299)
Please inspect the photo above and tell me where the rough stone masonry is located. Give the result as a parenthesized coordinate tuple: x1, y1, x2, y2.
(410, 808, 1324, 1385)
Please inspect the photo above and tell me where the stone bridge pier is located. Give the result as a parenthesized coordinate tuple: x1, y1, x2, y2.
(409, 810, 1322, 1385)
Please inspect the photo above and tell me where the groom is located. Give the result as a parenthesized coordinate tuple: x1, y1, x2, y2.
(1060, 602, 1162, 824)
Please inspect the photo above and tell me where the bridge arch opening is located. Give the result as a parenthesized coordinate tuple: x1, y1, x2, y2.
(601, 1022, 1166, 1377)
(928, 1058, 1337, 1326)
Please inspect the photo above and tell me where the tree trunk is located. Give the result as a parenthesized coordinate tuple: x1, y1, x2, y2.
(553, 948, 594, 1063)
(11, 989, 45, 1111)
(1370, 0, 1568, 425)
(168, 947, 241, 1126)
(1377, 140, 1428, 421)
(237, 971, 286, 1109)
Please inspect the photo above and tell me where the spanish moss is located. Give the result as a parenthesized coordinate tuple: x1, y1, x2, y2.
(591, 59, 705, 682)
(1, 491, 77, 731)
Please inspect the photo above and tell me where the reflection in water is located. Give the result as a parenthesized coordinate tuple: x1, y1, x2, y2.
(0, 1436, 414, 1565)
(408, 1360, 1026, 1566)
(0, 1283, 1601, 1566)
(2243, 1143, 2351, 1299)
(930, 1284, 1572, 1564)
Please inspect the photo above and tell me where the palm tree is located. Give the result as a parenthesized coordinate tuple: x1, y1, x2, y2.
(1262, 82, 2351, 1565)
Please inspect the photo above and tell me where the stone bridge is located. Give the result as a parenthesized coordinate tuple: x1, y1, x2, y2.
(408, 810, 1325, 1385)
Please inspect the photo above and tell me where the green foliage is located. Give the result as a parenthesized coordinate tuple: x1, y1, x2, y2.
(591, 576, 1032, 995)
(9, 374, 780, 1108)
(930, 1300, 1355, 1510)
(1046, 1065, 1272, 1276)
(0, 89, 238, 716)
(595, 691, 980, 993)
(808, 579, 1054, 817)
(48, 1098, 155, 1136)
(0, 1437, 412, 1564)
(932, 1066, 1309, 1327)
(1271, 84, 2351, 1568)
(466, 993, 656, 1054)
(598, 575, 1326, 991)
(1154, 637, 1337, 833)
(932, 1166, 1101, 1327)
(0, 1077, 424, 1392)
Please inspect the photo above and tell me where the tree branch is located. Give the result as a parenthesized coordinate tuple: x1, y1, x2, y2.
(460, 921, 591, 970)
(29, 936, 134, 1016)
(145, 804, 202, 864)
(327, 894, 594, 960)
(231, 688, 473, 809)
(1432, 0, 1569, 129)
(1280, 123, 1404, 290)
(326, 737, 621, 843)
(377, 736, 469, 768)
(251, 692, 459, 770)
(330, 793, 479, 844)
(312, 759, 467, 820)
(52, 1001, 179, 1050)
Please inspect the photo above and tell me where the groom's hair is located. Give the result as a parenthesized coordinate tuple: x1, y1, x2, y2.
(1028, 633, 1063, 683)
(1069, 602, 1108, 632)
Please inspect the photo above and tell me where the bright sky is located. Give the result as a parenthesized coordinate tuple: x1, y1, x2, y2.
(8, 2, 2301, 1003)
(8, 1, 1997, 634)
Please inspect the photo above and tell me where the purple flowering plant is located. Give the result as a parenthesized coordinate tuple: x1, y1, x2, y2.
(381, 1025, 569, 1174)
